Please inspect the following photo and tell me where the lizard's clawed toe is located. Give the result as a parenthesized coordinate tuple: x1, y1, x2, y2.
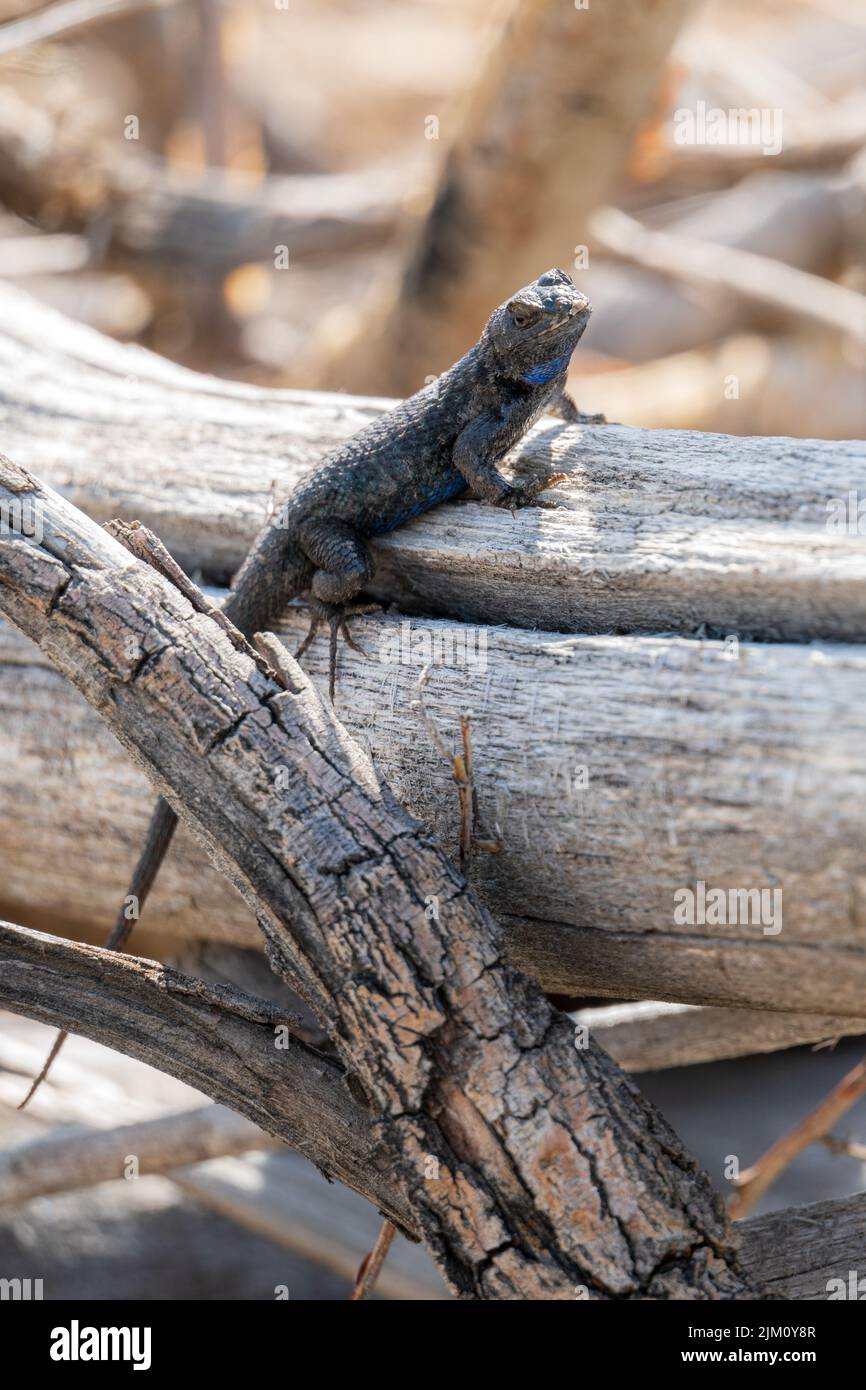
(297, 599, 380, 704)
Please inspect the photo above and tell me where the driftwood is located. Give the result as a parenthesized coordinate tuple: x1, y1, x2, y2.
(738, 1192, 866, 1301)
(0, 461, 767, 1300)
(3, 605, 866, 1015)
(0, 1103, 276, 1208)
(0, 923, 862, 1301)
(0, 281, 862, 641)
(309, 0, 694, 394)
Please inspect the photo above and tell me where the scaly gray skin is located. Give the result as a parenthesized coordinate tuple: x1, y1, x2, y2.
(21, 268, 597, 1105)
(226, 267, 594, 643)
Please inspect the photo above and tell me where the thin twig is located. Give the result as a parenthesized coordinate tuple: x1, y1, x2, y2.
(729, 1056, 866, 1218)
(410, 665, 499, 870)
(349, 1219, 397, 1301)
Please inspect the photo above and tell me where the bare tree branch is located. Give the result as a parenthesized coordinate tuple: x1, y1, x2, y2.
(0, 919, 411, 1230)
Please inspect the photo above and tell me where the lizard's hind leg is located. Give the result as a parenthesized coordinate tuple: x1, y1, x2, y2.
(296, 520, 378, 702)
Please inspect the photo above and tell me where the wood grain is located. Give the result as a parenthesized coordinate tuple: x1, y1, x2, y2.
(0, 280, 862, 642)
(3, 605, 865, 1015)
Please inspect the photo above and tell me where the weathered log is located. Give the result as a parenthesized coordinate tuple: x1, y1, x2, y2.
(0, 281, 862, 642)
(0, 926, 860, 1300)
(3, 604, 866, 1015)
(583, 169, 855, 363)
(590, 206, 866, 346)
(0, 467, 764, 1300)
(738, 1192, 866, 1301)
(576, 1002, 866, 1073)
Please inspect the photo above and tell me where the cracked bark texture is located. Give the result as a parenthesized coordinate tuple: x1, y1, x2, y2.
(0, 922, 855, 1300)
(0, 457, 764, 1299)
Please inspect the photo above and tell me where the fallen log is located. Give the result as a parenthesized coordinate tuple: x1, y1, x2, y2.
(3, 605, 865, 1015)
(0, 1104, 278, 1209)
(738, 1192, 866, 1301)
(575, 1002, 866, 1073)
(0, 466, 765, 1298)
(583, 168, 855, 363)
(590, 205, 866, 347)
(0, 282, 863, 642)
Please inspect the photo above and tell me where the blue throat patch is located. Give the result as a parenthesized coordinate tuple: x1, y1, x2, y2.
(521, 353, 571, 386)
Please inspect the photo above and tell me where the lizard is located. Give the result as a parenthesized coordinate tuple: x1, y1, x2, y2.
(20, 267, 597, 1106)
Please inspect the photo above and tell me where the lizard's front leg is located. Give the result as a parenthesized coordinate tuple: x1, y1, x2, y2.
(453, 414, 566, 510)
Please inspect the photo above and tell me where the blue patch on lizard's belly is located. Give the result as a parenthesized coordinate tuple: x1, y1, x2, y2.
(365, 472, 468, 535)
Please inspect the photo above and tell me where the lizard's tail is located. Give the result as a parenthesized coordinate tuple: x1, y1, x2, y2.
(20, 522, 311, 1107)
(18, 796, 178, 1107)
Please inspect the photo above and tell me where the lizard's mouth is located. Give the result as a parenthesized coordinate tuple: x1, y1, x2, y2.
(536, 304, 590, 338)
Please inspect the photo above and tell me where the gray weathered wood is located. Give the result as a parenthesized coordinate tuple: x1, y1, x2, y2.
(0, 921, 413, 1232)
(0, 465, 763, 1299)
(0, 1104, 277, 1208)
(738, 1192, 866, 1301)
(576, 1002, 866, 1073)
(171, 1151, 447, 1300)
(3, 606, 865, 1015)
(0, 280, 862, 642)
(1, 924, 860, 1301)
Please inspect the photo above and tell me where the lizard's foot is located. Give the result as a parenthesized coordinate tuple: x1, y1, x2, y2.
(493, 472, 569, 514)
(294, 598, 380, 704)
(552, 391, 606, 426)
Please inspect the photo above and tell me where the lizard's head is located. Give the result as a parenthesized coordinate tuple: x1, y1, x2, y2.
(486, 269, 591, 380)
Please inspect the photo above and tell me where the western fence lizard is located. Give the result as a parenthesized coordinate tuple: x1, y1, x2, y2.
(21, 268, 596, 1104)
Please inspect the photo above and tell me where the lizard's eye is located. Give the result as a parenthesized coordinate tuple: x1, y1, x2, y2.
(508, 301, 536, 329)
